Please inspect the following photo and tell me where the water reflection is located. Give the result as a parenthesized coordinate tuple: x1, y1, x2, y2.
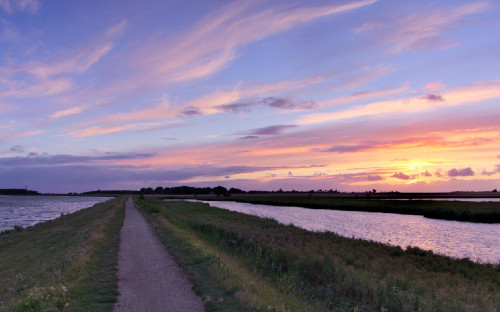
(0, 196, 113, 231)
(187, 200, 500, 263)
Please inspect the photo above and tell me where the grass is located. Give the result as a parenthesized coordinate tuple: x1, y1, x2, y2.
(184, 195, 500, 223)
(138, 196, 500, 312)
(0, 196, 126, 312)
(0, 226, 23, 237)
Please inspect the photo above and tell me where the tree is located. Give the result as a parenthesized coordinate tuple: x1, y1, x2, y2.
(154, 186, 164, 194)
(228, 187, 245, 194)
(213, 186, 228, 196)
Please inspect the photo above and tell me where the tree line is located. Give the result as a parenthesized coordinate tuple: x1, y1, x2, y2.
(139, 185, 245, 195)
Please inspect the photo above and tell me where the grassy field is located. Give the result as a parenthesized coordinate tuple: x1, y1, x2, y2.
(138, 196, 500, 312)
(182, 195, 500, 223)
(0, 196, 126, 312)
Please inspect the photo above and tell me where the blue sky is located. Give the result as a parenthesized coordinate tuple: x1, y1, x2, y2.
(1, 0, 500, 193)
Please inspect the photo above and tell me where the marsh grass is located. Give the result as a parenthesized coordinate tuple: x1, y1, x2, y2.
(140, 197, 500, 312)
(189, 195, 500, 223)
(0, 196, 125, 312)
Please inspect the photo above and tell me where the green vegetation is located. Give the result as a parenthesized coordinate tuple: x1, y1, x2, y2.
(138, 197, 500, 312)
(0, 226, 23, 237)
(0, 196, 126, 312)
(189, 195, 500, 223)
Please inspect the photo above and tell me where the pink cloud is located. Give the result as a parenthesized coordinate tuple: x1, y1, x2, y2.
(424, 81, 445, 91)
(299, 79, 500, 124)
(448, 167, 474, 177)
(391, 2, 487, 52)
(131, 0, 379, 85)
(391, 172, 413, 180)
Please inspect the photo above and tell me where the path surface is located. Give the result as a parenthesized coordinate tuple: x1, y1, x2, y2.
(114, 197, 204, 312)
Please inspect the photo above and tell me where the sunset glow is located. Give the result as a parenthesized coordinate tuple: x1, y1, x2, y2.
(1, 0, 499, 192)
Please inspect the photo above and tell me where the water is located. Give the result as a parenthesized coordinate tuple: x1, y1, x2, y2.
(0, 196, 113, 232)
(187, 200, 500, 263)
(381, 198, 500, 202)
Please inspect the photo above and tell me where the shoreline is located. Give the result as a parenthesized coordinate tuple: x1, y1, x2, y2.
(163, 194, 500, 223)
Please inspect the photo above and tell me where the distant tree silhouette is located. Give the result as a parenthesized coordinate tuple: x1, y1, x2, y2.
(154, 186, 164, 194)
(213, 186, 228, 196)
(228, 187, 245, 194)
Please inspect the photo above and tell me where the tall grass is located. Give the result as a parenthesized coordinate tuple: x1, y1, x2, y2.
(0, 196, 125, 311)
(139, 197, 500, 312)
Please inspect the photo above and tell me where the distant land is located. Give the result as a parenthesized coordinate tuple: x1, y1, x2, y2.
(0, 189, 40, 195)
(1, 186, 499, 198)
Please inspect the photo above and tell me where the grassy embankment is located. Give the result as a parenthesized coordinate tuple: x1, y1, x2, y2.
(0, 196, 126, 312)
(186, 195, 500, 223)
(138, 196, 500, 312)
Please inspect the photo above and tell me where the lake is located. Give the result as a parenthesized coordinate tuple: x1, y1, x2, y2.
(187, 200, 500, 264)
(0, 196, 113, 232)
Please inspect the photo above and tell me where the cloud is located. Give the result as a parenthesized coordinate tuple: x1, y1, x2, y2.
(0, 130, 42, 143)
(178, 106, 202, 118)
(9, 145, 24, 154)
(391, 2, 487, 52)
(392, 172, 412, 180)
(51, 105, 88, 118)
(238, 136, 259, 140)
(421, 94, 444, 102)
(481, 170, 497, 176)
(424, 81, 445, 91)
(312, 135, 495, 154)
(0, 152, 156, 166)
(0, 0, 40, 13)
(217, 102, 255, 113)
(299, 80, 500, 124)
(421, 171, 432, 177)
(236, 125, 297, 136)
(263, 97, 316, 110)
(448, 167, 474, 177)
(317, 84, 409, 108)
(0, 162, 320, 192)
(352, 22, 380, 33)
(132, 0, 378, 86)
(367, 175, 383, 181)
(218, 97, 316, 113)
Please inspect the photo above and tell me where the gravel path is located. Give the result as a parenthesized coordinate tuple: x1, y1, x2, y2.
(114, 197, 204, 312)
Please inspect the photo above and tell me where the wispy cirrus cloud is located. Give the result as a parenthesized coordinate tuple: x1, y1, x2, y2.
(0, 0, 40, 14)
(0, 152, 155, 166)
(132, 0, 379, 85)
(0, 130, 42, 143)
(312, 135, 495, 154)
(390, 2, 487, 52)
(299, 80, 500, 124)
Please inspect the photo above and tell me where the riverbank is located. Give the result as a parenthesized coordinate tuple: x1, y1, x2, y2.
(0, 196, 125, 311)
(172, 194, 500, 223)
(138, 197, 500, 312)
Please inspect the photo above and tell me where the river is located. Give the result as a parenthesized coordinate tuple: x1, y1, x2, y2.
(187, 200, 500, 264)
(0, 195, 113, 232)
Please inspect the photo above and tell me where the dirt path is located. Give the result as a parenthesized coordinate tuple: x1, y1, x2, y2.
(114, 197, 204, 312)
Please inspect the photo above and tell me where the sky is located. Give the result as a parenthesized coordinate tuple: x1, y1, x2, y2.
(1, 0, 500, 193)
